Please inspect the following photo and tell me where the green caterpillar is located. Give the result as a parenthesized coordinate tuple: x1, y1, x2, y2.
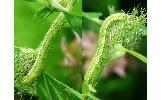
(14, 47, 38, 90)
(14, 0, 75, 90)
(83, 10, 146, 96)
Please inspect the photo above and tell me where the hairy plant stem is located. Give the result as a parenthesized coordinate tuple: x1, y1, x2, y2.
(22, 1, 74, 84)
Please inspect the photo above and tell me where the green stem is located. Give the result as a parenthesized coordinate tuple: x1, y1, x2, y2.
(22, 1, 74, 84)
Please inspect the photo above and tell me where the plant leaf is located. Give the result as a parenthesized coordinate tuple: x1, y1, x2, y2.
(24, 0, 69, 18)
(64, 12, 82, 37)
(36, 78, 49, 100)
(126, 49, 147, 64)
(87, 93, 100, 100)
(82, 12, 102, 25)
(34, 7, 54, 18)
(37, 74, 64, 100)
(70, 0, 82, 17)
(37, 73, 82, 100)
(50, 0, 68, 12)
(25, 0, 82, 16)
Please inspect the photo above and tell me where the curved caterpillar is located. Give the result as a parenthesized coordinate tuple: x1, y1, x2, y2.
(14, 0, 75, 90)
(84, 11, 146, 89)
(22, 1, 73, 84)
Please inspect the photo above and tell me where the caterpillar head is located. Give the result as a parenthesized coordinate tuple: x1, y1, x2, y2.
(14, 47, 38, 91)
(104, 9, 146, 58)
(121, 9, 146, 50)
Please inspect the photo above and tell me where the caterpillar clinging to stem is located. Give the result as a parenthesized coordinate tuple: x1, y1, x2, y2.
(14, 0, 76, 90)
(83, 9, 146, 98)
